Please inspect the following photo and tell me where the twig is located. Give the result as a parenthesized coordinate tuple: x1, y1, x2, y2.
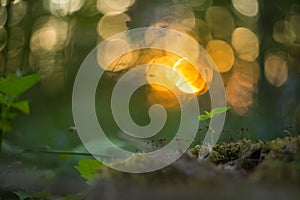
(22, 149, 110, 158)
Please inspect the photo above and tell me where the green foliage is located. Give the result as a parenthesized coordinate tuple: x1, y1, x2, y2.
(198, 106, 231, 146)
(0, 73, 40, 133)
(199, 106, 231, 121)
(75, 159, 104, 182)
(0, 74, 40, 99)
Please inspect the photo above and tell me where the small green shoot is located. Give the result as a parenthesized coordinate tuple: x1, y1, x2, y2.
(199, 106, 231, 146)
(0, 73, 40, 151)
(199, 106, 231, 121)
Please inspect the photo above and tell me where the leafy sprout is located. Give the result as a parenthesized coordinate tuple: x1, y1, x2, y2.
(0, 73, 40, 151)
(199, 106, 231, 146)
(199, 106, 231, 121)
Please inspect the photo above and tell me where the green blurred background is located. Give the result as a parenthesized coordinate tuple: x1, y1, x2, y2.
(0, 0, 299, 154)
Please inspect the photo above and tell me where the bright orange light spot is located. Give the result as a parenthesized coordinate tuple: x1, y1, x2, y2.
(147, 52, 208, 95)
(173, 58, 208, 94)
(147, 55, 178, 92)
(105, 48, 209, 97)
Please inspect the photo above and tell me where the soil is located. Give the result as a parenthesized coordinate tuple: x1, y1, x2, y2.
(1, 136, 300, 200)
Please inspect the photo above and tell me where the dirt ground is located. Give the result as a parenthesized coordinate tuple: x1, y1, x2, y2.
(1, 136, 300, 200)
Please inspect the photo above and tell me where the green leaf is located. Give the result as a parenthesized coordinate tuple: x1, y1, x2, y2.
(0, 73, 40, 99)
(204, 111, 210, 115)
(12, 100, 30, 114)
(210, 106, 232, 116)
(75, 159, 103, 182)
(199, 114, 211, 121)
(199, 106, 231, 121)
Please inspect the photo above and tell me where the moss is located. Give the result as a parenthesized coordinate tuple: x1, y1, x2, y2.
(211, 139, 253, 163)
(81, 136, 300, 180)
(190, 135, 300, 177)
(74, 135, 300, 200)
(250, 136, 300, 185)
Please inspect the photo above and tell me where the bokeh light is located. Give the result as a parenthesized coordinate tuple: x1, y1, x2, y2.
(30, 16, 70, 55)
(226, 59, 260, 116)
(206, 40, 234, 73)
(43, 0, 85, 16)
(8, 0, 27, 26)
(264, 51, 288, 87)
(147, 53, 208, 95)
(29, 16, 71, 93)
(193, 19, 212, 48)
(93, 2, 215, 111)
(144, 50, 209, 110)
(146, 54, 178, 92)
(97, 0, 135, 15)
(144, 24, 200, 64)
(273, 20, 296, 46)
(231, 0, 259, 18)
(97, 12, 130, 40)
(143, 2, 196, 36)
(184, 0, 212, 11)
(205, 6, 235, 40)
(231, 27, 259, 62)
(1, 0, 8, 6)
(0, 5, 7, 27)
(97, 37, 134, 72)
(290, 14, 300, 42)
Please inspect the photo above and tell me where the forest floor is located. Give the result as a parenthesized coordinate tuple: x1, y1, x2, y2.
(1, 136, 300, 200)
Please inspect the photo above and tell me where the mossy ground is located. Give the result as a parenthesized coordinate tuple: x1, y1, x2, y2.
(82, 136, 300, 200)
(1, 136, 300, 199)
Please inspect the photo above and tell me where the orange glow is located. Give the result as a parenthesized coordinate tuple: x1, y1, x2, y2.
(103, 48, 210, 110)
(173, 58, 208, 94)
(147, 55, 178, 92)
(206, 40, 234, 73)
(226, 58, 261, 115)
(147, 52, 208, 95)
(104, 48, 209, 97)
(147, 87, 180, 110)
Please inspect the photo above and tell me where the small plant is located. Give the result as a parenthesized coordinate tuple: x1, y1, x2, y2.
(75, 158, 104, 183)
(199, 106, 231, 121)
(199, 106, 231, 146)
(0, 73, 40, 151)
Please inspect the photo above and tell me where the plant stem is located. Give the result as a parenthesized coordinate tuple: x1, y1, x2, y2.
(210, 127, 216, 146)
(23, 149, 110, 158)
